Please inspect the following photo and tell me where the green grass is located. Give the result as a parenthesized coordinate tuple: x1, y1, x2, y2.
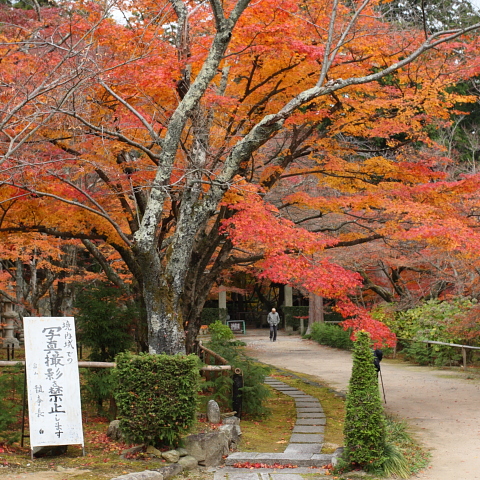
(239, 386, 296, 452)
(383, 416, 430, 476)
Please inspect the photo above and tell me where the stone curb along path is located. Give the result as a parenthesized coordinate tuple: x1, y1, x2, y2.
(212, 377, 342, 480)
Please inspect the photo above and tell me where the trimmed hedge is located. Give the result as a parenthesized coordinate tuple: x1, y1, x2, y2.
(114, 352, 199, 447)
(309, 322, 354, 350)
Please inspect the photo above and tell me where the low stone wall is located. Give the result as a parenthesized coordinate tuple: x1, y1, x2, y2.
(108, 409, 241, 480)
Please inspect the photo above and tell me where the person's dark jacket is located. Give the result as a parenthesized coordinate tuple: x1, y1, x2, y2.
(373, 349, 383, 372)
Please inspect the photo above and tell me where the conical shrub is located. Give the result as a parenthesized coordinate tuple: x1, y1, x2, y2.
(343, 330, 386, 469)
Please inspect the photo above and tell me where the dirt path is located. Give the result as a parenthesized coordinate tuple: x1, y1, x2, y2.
(243, 330, 480, 480)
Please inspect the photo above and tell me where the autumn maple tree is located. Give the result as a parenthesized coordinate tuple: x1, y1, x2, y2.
(1, 0, 480, 353)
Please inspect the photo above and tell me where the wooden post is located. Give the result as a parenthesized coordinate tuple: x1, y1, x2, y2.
(462, 347, 467, 369)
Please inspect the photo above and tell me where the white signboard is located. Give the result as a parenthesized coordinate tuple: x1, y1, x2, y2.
(24, 317, 84, 448)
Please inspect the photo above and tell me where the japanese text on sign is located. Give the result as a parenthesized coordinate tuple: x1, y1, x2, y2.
(24, 317, 84, 448)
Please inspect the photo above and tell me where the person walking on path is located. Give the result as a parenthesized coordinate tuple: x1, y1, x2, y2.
(267, 308, 280, 341)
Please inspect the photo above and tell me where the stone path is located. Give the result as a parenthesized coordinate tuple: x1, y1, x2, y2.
(213, 377, 341, 480)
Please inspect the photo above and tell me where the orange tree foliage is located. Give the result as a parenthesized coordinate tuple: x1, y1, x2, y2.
(1, 0, 480, 350)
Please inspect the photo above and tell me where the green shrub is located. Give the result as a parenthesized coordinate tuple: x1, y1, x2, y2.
(75, 283, 136, 362)
(81, 369, 118, 417)
(208, 320, 235, 342)
(343, 331, 386, 470)
(283, 306, 309, 330)
(206, 328, 272, 418)
(199, 369, 233, 412)
(309, 322, 354, 350)
(376, 298, 477, 366)
(379, 298, 475, 343)
(401, 341, 432, 365)
(403, 342, 462, 367)
(75, 282, 139, 413)
(0, 364, 24, 444)
(114, 353, 199, 447)
(201, 308, 228, 325)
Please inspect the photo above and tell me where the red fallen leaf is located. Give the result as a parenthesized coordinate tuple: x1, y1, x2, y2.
(232, 462, 298, 469)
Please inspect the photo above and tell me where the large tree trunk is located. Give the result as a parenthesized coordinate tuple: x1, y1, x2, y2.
(137, 250, 186, 355)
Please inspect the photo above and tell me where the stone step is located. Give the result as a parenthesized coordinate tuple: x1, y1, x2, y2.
(295, 418, 326, 425)
(213, 467, 329, 479)
(297, 413, 326, 420)
(284, 443, 322, 454)
(225, 451, 334, 467)
(296, 408, 323, 414)
(292, 425, 325, 433)
(289, 433, 324, 443)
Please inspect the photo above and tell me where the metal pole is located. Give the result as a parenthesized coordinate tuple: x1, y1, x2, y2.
(379, 369, 386, 404)
(232, 368, 243, 419)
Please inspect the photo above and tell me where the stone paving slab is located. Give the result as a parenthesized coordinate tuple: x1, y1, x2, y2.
(213, 467, 328, 479)
(289, 433, 324, 443)
(214, 472, 260, 480)
(297, 413, 326, 419)
(226, 452, 259, 462)
(276, 391, 306, 396)
(284, 443, 322, 454)
(296, 407, 323, 414)
(270, 474, 310, 480)
(295, 418, 326, 425)
(225, 453, 330, 467)
(278, 390, 308, 395)
(292, 425, 325, 433)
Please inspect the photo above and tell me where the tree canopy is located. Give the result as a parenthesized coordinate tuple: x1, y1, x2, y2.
(1, 0, 480, 351)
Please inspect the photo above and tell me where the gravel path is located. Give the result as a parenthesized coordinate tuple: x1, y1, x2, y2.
(243, 330, 480, 480)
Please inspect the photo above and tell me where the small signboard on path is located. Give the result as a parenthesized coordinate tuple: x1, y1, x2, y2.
(227, 320, 246, 334)
(23, 317, 84, 456)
